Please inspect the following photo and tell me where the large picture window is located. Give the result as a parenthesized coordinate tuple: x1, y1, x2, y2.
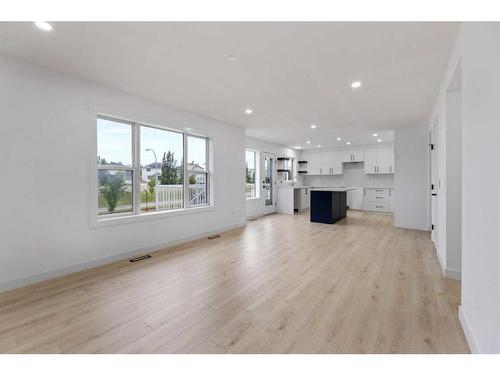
(245, 150, 257, 199)
(96, 116, 210, 220)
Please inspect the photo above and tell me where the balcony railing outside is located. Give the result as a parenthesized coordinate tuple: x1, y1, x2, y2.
(246, 183, 256, 198)
(155, 184, 207, 210)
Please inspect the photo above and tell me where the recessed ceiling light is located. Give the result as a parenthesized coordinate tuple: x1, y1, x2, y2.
(310, 124, 317, 129)
(351, 81, 362, 89)
(185, 127, 193, 131)
(377, 139, 383, 142)
(372, 133, 378, 137)
(245, 108, 253, 115)
(317, 145, 321, 148)
(226, 54, 239, 62)
(306, 140, 311, 144)
(336, 137, 341, 141)
(294, 146, 302, 149)
(346, 142, 351, 145)
(34, 21, 53, 31)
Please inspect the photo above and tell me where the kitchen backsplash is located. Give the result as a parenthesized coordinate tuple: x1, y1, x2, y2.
(302, 162, 394, 188)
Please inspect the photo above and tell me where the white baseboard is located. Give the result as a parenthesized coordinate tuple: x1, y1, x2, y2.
(459, 305, 479, 353)
(0, 222, 246, 293)
(436, 248, 446, 273)
(434, 246, 462, 280)
(444, 267, 461, 280)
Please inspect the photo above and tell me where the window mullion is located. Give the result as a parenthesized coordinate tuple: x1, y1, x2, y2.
(133, 123, 141, 215)
(183, 133, 189, 208)
(206, 137, 210, 205)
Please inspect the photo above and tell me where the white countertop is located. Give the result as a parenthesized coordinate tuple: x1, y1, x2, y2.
(364, 186, 395, 189)
(278, 185, 312, 189)
(310, 187, 358, 192)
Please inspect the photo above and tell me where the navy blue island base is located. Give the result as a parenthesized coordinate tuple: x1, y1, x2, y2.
(310, 190, 347, 224)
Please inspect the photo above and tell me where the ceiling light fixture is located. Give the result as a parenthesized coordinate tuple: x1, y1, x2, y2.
(317, 145, 321, 148)
(346, 142, 351, 145)
(351, 81, 362, 89)
(336, 137, 341, 141)
(294, 146, 302, 149)
(34, 21, 53, 31)
(372, 133, 378, 137)
(245, 108, 253, 115)
(310, 124, 317, 129)
(377, 139, 383, 142)
(306, 140, 311, 144)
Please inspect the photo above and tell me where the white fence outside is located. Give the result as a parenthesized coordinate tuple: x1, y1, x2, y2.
(245, 183, 256, 198)
(155, 184, 207, 210)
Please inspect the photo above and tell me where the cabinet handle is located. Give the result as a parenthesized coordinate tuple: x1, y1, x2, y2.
(320, 168, 322, 174)
(390, 165, 392, 173)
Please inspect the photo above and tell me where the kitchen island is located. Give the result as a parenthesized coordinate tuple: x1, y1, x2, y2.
(310, 187, 356, 224)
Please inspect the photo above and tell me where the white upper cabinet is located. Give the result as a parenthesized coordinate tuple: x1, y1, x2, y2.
(303, 150, 343, 175)
(303, 145, 393, 175)
(342, 148, 364, 162)
(322, 150, 343, 175)
(306, 152, 321, 175)
(364, 145, 394, 174)
(364, 147, 378, 174)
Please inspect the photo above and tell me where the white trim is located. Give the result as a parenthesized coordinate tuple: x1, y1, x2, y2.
(444, 267, 461, 280)
(90, 204, 215, 228)
(459, 305, 479, 353)
(434, 241, 462, 280)
(436, 246, 446, 274)
(0, 221, 246, 293)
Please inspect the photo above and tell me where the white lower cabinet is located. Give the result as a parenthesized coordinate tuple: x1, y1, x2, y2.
(363, 188, 394, 213)
(297, 187, 310, 210)
(347, 188, 364, 210)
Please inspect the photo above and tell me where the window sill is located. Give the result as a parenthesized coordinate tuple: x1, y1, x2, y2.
(246, 197, 261, 201)
(90, 205, 215, 228)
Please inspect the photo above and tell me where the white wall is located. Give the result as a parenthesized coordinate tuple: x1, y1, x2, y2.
(0, 53, 247, 292)
(445, 89, 462, 278)
(460, 23, 500, 354)
(430, 23, 500, 353)
(394, 126, 430, 231)
(245, 136, 299, 219)
(303, 161, 394, 188)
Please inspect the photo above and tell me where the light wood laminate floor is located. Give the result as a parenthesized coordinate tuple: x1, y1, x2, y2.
(0, 210, 469, 353)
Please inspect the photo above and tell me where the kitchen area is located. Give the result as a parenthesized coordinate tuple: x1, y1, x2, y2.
(276, 143, 395, 220)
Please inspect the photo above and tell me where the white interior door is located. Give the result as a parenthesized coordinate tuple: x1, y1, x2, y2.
(262, 152, 277, 215)
(430, 120, 439, 245)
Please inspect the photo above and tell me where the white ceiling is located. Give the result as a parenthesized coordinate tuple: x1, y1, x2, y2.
(0, 22, 458, 149)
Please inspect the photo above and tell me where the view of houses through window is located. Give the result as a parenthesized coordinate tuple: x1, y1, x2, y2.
(245, 150, 257, 198)
(97, 116, 209, 218)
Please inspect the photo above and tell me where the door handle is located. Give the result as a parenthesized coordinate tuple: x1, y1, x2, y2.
(432, 193, 437, 196)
